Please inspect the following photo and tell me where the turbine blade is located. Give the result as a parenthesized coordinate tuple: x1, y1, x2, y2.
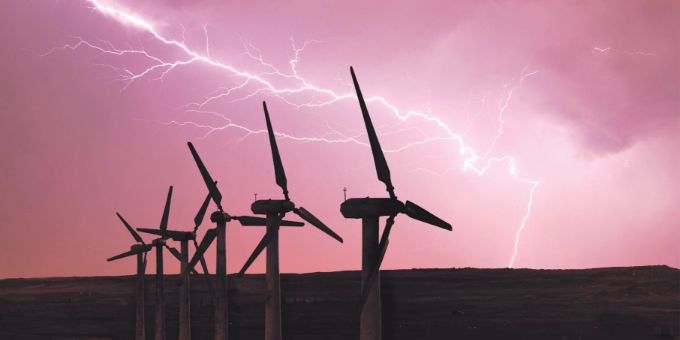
(137, 228, 191, 240)
(294, 207, 343, 243)
(107, 244, 153, 262)
(280, 219, 305, 227)
(235, 215, 268, 226)
(165, 244, 199, 275)
(403, 200, 452, 231)
(165, 244, 182, 262)
(192, 236, 215, 292)
(237, 230, 275, 276)
(360, 215, 395, 309)
(160, 186, 173, 230)
(263, 102, 289, 199)
(350, 67, 395, 198)
(236, 215, 304, 227)
(116, 212, 144, 244)
(107, 249, 138, 262)
(196, 242, 210, 275)
(188, 229, 217, 273)
(136, 228, 166, 237)
(187, 142, 223, 210)
(194, 191, 212, 232)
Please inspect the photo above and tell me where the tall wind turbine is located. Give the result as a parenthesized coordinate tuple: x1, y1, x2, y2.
(237, 101, 344, 340)
(185, 142, 304, 340)
(107, 212, 153, 340)
(341, 67, 453, 340)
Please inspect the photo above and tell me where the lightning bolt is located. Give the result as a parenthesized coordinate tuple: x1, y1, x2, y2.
(47, 0, 541, 268)
(592, 46, 657, 57)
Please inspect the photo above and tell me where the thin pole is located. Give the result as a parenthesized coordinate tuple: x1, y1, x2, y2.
(215, 220, 228, 340)
(265, 214, 282, 340)
(178, 240, 191, 340)
(361, 217, 381, 340)
(136, 252, 146, 340)
(155, 244, 165, 340)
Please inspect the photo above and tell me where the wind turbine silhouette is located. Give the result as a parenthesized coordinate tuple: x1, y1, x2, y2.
(340, 67, 453, 340)
(107, 212, 152, 340)
(184, 141, 304, 340)
(138, 191, 211, 340)
(237, 101, 344, 340)
(146, 186, 203, 340)
(108, 187, 198, 340)
(150, 186, 180, 340)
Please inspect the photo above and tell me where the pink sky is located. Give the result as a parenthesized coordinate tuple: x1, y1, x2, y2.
(0, 0, 678, 278)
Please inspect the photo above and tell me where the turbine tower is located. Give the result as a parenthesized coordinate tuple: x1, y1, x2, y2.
(340, 67, 453, 340)
(184, 141, 304, 340)
(237, 101, 344, 340)
(107, 213, 153, 340)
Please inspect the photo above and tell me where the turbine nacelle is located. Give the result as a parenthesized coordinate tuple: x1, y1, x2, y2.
(251, 199, 296, 215)
(130, 243, 150, 251)
(340, 197, 404, 218)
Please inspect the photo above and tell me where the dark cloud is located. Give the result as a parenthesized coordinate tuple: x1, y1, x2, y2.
(527, 1, 680, 154)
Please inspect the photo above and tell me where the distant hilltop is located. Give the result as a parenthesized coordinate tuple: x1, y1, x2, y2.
(1, 266, 678, 339)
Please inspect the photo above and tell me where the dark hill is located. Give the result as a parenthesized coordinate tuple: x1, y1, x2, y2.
(0, 266, 677, 339)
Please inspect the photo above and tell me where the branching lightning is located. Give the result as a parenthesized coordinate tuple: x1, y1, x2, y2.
(47, 0, 541, 268)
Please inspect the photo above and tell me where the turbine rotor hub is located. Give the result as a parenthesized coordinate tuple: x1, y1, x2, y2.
(130, 244, 146, 251)
(210, 211, 232, 223)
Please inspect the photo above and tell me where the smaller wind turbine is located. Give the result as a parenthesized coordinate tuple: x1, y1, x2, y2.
(341, 67, 453, 340)
(184, 142, 304, 340)
(237, 101, 344, 340)
(107, 212, 153, 340)
(108, 190, 194, 340)
(148, 186, 200, 340)
(138, 200, 204, 340)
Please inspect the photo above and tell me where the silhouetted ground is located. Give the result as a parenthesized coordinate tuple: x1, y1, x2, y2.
(0, 266, 677, 339)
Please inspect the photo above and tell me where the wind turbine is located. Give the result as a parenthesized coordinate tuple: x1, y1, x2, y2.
(184, 142, 304, 340)
(237, 101, 344, 340)
(148, 186, 201, 340)
(138, 200, 204, 340)
(340, 67, 453, 340)
(107, 212, 153, 340)
(108, 188, 196, 340)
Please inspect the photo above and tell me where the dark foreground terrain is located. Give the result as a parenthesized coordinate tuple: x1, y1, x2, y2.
(0, 266, 677, 339)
